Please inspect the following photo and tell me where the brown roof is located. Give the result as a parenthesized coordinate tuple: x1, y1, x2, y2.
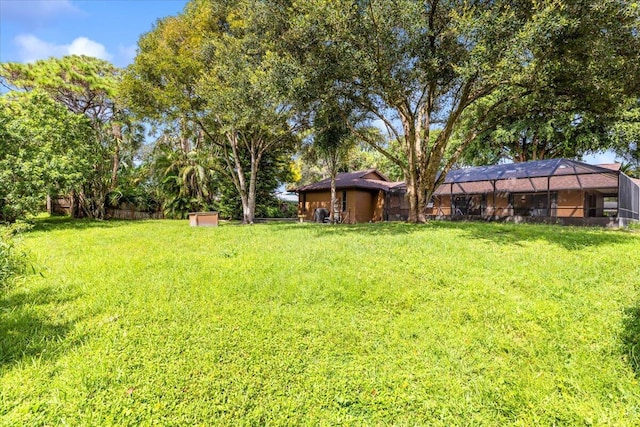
(597, 163, 622, 171)
(295, 169, 404, 192)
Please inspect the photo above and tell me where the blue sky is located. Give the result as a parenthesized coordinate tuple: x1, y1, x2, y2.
(0, 0, 188, 67)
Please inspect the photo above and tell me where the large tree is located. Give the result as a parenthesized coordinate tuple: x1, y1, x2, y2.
(0, 91, 94, 222)
(455, 0, 640, 166)
(0, 55, 143, 218)
(457, 103, 617, 165)
(124, 0, 298, 223)
(283, 0, 640, 222)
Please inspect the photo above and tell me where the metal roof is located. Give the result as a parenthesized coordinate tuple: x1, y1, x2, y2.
(434, 159, 619, 196)
(442, 159, 617, 184)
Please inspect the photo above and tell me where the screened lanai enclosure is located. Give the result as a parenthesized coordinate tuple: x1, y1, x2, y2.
(619, 173, 640, 221)
(427, 159, 639, 224)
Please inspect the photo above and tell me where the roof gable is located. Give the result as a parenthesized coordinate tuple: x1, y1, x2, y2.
(295, 169, 397, 192)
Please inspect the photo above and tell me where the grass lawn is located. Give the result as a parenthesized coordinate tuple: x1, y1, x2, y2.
(2, 218, 640, 426)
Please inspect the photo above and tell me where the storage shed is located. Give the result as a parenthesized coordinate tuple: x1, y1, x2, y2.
(295, 170, 407, 223)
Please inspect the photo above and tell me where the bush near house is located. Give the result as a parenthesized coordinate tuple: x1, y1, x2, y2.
(1, 219, 640, 425)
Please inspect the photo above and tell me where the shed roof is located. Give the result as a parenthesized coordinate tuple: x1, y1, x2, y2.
(295, 169, 403, 192)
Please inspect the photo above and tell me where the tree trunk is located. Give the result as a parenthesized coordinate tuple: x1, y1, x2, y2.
(404, 144, 425, 223)
(328, 151, 339, 224)
(405, 179, 423, 223)
(111, 143, 120, 190)
(69, 190, 76, 219)
(330, 172, 337, 224)
(110, 123, 122, 190)
(245, 156, 259, 224)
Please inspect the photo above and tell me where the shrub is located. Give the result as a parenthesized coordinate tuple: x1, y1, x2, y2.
(0, 222, 31, 285)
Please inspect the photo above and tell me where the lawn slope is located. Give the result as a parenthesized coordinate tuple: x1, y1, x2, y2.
(1, 219, 640, 425)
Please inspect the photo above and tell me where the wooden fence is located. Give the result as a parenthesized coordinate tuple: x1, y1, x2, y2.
(106, 208, 164, 220)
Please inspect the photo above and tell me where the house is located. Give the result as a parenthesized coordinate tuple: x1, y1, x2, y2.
(427, 158, 640, 225)
(295, 169, 407, 223)
(296, 159, 640, 225)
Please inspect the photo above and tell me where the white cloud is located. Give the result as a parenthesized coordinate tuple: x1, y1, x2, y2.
(14, 34, 112, 63)
(67, 37, 111, 60)
(0, 0, 82, 25)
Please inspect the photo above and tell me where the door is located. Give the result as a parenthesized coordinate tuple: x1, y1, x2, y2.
(585, 193, 597, 217)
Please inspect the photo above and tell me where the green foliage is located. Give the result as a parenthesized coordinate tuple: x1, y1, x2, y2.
(2, 220, 640, 424)
(150, 134, 218, 219)
(0, 55, 143, 219)
(455, 0, 640, 165)
(346, 140, 407, 182)
(283, 0, 640, 220)
(124, 0, 299, 224)
(613, 99, 640, 171)
(0, 222, 32, 286)
(215, 149, 295, 219)
(458, 96, 617, 165)
(0, 238, 23, 286)
(105, 188, 160, 214)
(0, 91, 94, 222)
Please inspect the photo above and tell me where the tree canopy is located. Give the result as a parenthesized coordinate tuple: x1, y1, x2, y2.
(124, 0, 299, 223)
(1, 0, 638, 224)
(0, 91, 94, 222)
(281, 0, 640, 221)
(456, 0, 640, 165)
(0, 55, 144, 219)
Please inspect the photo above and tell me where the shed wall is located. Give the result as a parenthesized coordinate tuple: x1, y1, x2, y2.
(372, 190, 385, 222)
(351, 190, 373, 223)
(299, 191, 331, 221)
(298, 189, 379, 223)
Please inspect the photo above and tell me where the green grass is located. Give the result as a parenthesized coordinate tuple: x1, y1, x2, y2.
(2, 218, 640, 426)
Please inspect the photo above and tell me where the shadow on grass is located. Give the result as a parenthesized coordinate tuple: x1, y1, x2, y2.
(622, 305, 640, 377)
(430, 220, 635, 251)
(28, 216, 138, 233)
(295, 220, 636, 251)
(25, 217, 638, 251)
(0, 285, 81, 368)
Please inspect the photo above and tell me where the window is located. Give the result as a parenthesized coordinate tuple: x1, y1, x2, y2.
(452, 195, 484, 215)
(342, 191, 347, 212)
(512, 193, 556, 217)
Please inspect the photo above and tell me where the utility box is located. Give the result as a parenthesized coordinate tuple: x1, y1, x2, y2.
(188, 212, 219, 227)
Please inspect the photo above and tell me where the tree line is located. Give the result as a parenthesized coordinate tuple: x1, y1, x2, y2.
(1, 0, 638, 224)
